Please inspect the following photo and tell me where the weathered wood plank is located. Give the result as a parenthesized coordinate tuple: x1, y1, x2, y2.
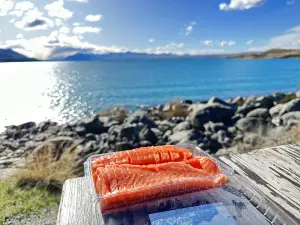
(219, 144, 300, 223)
(56, 177, 104, 225)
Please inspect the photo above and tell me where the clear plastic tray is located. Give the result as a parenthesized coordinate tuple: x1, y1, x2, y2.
(99, 175, 298, 225)
(84, 144, 234, 212)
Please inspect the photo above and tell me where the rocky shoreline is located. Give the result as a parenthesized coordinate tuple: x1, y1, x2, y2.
(1, 91, 300, 172)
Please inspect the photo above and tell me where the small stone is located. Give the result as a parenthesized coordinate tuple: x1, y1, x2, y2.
(279, 99, 300, 116)
(246, 108, 270, 119)
(139, 127, 158, 144)
(75, 126, 87, 136)
(173, 121, 192, 133)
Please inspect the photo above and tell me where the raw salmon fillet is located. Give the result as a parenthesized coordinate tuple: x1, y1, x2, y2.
(91, 145, 193, 173)
(91, 145, 227, 211)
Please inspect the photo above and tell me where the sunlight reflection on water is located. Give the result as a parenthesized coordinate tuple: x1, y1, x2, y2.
(0, 62, 85, 131)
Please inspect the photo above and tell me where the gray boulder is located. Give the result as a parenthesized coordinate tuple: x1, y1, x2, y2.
(279, 99, 300, 116)
(236, 117, 269, 133)
(231, 96, 245, 106)
(281, 112, 300, 126)
(211, 130, 231, 147)
(168, 130, 193, 144)
(139, 127, 158, 144)
(80, 116, 106, 134)
(75, 126, 87, 136)
(120, 124, 139, 142)
(204, 122, 226, 133)
(237, 95, 274, 115)
(125, 110, 156, 128)
(173, 121, 192, 133)
(246, 108, 270, 119)
(269, 104, 284, 117)
(168, 130, 204, 144)
(199, 137, 222, 153)
(208, 97, 234, 108)
(18, 122, 36, 130)
(271, 117, 282, 127)
(190, 103, 235, 129)
(162, 130, 173, 141)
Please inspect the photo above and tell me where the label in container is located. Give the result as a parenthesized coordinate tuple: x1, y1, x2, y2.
(148, 202, 237, 225)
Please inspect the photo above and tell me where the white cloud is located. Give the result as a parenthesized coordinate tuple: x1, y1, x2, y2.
(9, 10, 23, 17)
(287, 0, 296, 5)
(246, 40, 254, 45)
(202, 40, 213, 46)
(10, 18, 16, 23)
(148, 38, 155, 43)
(155, 42, 185, 52)
(68, 0, 88, 2)
(268, 25, 300, 48)
(45, 0, 73, 19)
(16, 33, 24, 39)
(85, 14, 102, 22)
(60, 26, 70, 33)
(73, 22, 81, 26)
(219, 0, 264, 11)
(248, 25, 300, 52)
(219, 40, 236, 47)
(185, 21, 196, 36)
(54, 18, 63, 26)
(0, 0, 14, 16)
(15, 1, 34, 11)
(72, 26, 101, 34)
(14, 8, 54, 31)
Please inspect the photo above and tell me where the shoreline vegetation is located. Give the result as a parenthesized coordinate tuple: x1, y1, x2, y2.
(1, 91, 300, 224)
(1, 48, 300, 62)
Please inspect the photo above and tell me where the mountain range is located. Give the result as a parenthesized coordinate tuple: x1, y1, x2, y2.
(1, 48, 300, 62)
(231, 49, 300, 59)
(64, 52, 228, 61)
(0, 49, 37, 62)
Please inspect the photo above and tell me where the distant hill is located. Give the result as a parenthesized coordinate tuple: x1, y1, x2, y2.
(0, 49, 37, 62)
(231, 49, 300, 59)
(64, 52, 227, 61)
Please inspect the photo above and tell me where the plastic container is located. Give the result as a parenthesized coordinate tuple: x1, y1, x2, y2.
(84, 144, 234, 212)
(84, 145, 297, 224)
(100, 175, 298, 225)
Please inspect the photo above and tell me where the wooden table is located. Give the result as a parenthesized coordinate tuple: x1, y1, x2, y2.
(57, 144, 300, 225)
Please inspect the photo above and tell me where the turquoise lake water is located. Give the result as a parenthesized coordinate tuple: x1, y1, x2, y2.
(0, 59, 300, 129)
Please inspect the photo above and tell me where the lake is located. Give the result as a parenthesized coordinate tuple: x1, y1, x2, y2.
(0, 59, 300, 130)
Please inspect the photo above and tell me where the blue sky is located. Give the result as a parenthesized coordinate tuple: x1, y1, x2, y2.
(0, 0, 300, 59)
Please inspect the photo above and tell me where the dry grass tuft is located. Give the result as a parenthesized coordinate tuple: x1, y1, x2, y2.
(99, 107, 128, 123)
(15, 144, 78, 193)
(231, 123, 300, 154)
(159, 101, 191, 119)
(279, 94, 298, 104)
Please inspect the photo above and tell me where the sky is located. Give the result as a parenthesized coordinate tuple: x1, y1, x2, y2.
(0, 0, 300, 59)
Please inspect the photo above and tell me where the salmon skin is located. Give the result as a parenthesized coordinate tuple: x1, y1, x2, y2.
(91, 145, 227, 211)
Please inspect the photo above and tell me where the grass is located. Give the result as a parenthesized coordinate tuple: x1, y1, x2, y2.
(16, 143, 77, 192)
(279, 93, 298, 104)
(231, 123, 300, 153)
(0, 143, 78, 224)
(0, 180, 60, 225)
